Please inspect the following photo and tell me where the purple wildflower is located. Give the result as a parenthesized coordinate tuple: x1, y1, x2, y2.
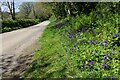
(88, 61, 93, 65)
(102, 63, 109, 70)
(63, 21, 69, 26)
(56, 23, 63, 28)
(74, 42, 81, 47)
(111, 76, 116, 79)
(76, 42, 81, 44)
(104, 54, 112, 60)
(107, 54, 112, 59)
(90, 67, 94, 70)
(102, 63, 106, 67)
(104, 56, 107, 60)
(89, 74, 92, 76)
(90, 40, 94, 44)
(94, 31, 97, 35)
(75, 31, 79, 34)
(103, 40, 107, 43)
(103, 43, 108, 47)
(106, 54, 110, 57)
(69, 35, 75, 38)
(111, 51, 114, 54)
(82, 64, 87, 68)
(113, 34, 118, 38)
(104, 76, 108, 78)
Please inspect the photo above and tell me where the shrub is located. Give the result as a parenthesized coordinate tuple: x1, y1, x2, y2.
(2, 19, 39, 33)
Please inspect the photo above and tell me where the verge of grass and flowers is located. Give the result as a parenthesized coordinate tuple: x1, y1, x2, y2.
(23, 11, 120, 79)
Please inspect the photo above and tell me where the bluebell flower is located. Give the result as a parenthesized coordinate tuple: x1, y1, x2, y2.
(69, 35, 75, 38)
(111, 76, 116, 79)
(75, 31, 79, 34)
(94, 31, 97, 35)
(104, 54, 112, 60)
(89, 74, 92, 76)
(56, 23, 63, 28)
(90, 40, 94, 44)
(76, 42, 81, 44)
(107, 54, 112, 59)
(104, 56, 107, 60)
(63, 21, 69, 26)
(88, 61, 93, 65)
(103, 40, 107, 43)
(90, 67, 94, 70)
(102, 63, 105, 67)
(102, 63, 109, 70)
(104, 76, 108, 78)
(106, 54, 110, 57)
(82, 64, 87, 68)
(103, 43, 108, 47)
(111, 51, 114, 54)
(113, 34, 118, 38)
(74, 42, 81, 47)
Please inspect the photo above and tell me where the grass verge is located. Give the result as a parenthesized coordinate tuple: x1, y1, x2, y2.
(23, 13, 120, 79)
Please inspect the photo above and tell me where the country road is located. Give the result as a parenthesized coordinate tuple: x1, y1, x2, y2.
(1, 20, 50, 55)
(0, 21, 50, 78)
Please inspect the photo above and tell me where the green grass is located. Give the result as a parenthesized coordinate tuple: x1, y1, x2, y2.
(23, 13, 120, 79)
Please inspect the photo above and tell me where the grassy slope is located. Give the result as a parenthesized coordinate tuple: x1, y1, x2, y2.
(23, 13, 120, 79)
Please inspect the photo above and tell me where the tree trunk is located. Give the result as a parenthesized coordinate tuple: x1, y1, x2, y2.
(7, 0, 16, 20)
(12, 0, 16, 20)
(32, 4, 37, 19)
(0, 6, 3, 20)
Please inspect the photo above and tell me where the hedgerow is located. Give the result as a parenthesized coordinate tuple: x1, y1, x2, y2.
(1, 19, 39, 33)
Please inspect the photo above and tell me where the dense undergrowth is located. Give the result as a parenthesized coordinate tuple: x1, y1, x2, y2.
(23, 10, 120, 79)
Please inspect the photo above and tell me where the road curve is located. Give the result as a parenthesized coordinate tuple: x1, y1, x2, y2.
(0, 20, 50, 55)
(0, 21, 50, 77)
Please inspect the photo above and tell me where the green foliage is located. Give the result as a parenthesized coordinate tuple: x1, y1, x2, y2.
(51, 2, 67, 19)
(51, 2, 97, 19)
(17, 2, 52, 20)
(2, 19, 39, 33)
(69, 15, 92, 30)
(23, 14, 120, 79)
(51, 2, 119, 19)
(23, 2, 120, 79)
(19, 2, 33, 19)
